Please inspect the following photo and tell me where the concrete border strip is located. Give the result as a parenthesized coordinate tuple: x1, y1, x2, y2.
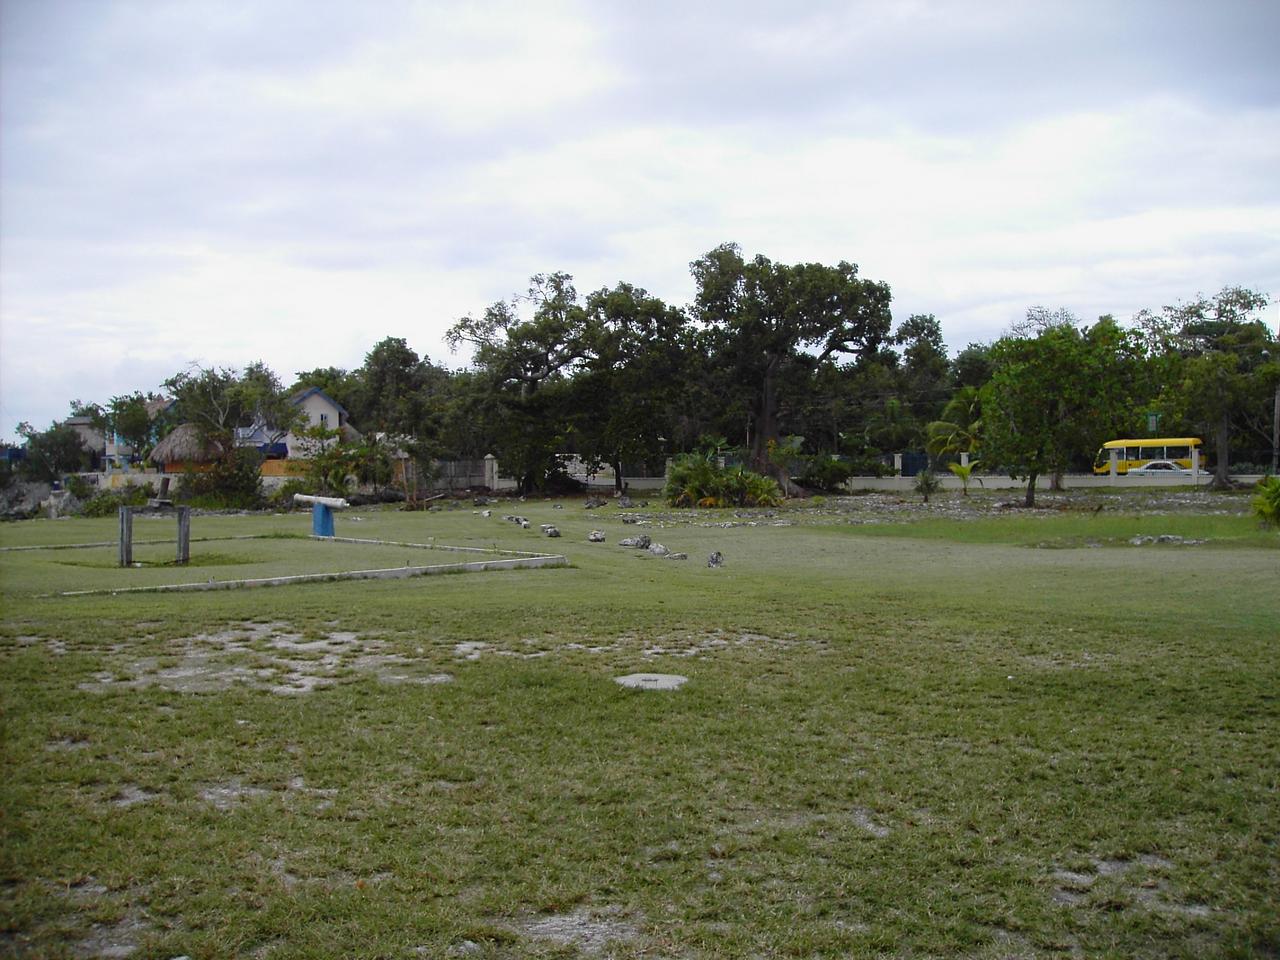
(313, 535, 549, 558)
(58, 553, 567, 596)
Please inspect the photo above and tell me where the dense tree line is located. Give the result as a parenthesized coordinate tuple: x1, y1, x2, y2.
(11, 244, 1277, 500)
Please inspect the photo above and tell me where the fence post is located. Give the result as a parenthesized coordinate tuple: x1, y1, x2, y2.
(484, 454, 498, 490)
(893, 453, 903, 476)
(176, 507, 191, 564)
(118, 506, 133, 567)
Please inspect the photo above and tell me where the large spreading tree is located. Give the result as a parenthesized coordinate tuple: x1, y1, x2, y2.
(690, 243, 893, 485)
(446, 273, 596, 491)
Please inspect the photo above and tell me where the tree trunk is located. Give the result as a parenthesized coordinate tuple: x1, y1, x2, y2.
(1024, 472, 1037, 508)
(749, 356, 802, 496)
(613, 457, 624, 495)
(1211, 413, 1232, 488)
(1049, 471, 1064, 492)
(750, 358, 780, 475)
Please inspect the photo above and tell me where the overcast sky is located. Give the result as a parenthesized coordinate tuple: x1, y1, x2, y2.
(2, 0, 1278, 436)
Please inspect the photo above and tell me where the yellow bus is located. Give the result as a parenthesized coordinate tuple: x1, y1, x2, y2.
(1092, 437, 1204, 475)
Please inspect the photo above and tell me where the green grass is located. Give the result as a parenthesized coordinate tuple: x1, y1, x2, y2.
(1, 495, 1277, 958)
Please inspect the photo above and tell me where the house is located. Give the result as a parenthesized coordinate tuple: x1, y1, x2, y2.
(282, 387, 362, 458)
(231, 387, 363, 463)
(63, 416, 106, 467)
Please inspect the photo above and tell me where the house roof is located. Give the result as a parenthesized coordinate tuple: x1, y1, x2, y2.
(145, 398, 174, 419)
(289, 386, 348, 418)
(150, 423, 220, 464)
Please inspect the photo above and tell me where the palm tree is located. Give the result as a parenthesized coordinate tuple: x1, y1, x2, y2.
(947, 459, 981, 496)
(926, 386, 982, 459)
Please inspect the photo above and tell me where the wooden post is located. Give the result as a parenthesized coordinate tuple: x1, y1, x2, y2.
(118, 506, 133, 567)
(176, 507, 191, 564)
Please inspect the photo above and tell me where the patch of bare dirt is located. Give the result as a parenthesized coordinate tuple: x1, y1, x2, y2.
(1050, 855, 1210, 917)
(200, 779, 270, 810)
(75, 622, 454, 696)
(46, 736, 91, 752)
(111, 785, 159, 808)
(72, 912, 148, 959)
(507, 906, 641, 955)
(1019, 650, 1115, 671)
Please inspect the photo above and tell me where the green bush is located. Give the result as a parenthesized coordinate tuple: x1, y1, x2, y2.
(1252, 475, 1280, 528)
(66, 475, 94, 499)
(271, 478, 316, 508)
(664, 453, 782, 508)
(178, 451, 264, 509)
(81, 484, 152, 518)
(798, 456, 852, 492)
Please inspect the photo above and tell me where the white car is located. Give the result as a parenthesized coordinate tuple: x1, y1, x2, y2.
(1127, 460, 1194, 476)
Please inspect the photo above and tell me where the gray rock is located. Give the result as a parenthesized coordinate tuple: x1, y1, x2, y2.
(553, 503, 563, 509)
(584, 497, 607, 509)
(618, 495, 634, 508)
(667, 552, 687, 561)
(520, 520, 530, 529)
(481, 509, 491, 517)
(0, 480, 51, 520)
(588, 530, 606, 542)
(707, 551, 725, 567)
(544, 526, 561, 537)
(648, 542, 669, 556)
(619, 535, 652, 549)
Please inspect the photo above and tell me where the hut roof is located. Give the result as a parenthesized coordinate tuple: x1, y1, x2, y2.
(150, 423, 220, 464)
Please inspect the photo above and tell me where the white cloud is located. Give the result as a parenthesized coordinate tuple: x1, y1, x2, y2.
(2, 1, 1278, 435)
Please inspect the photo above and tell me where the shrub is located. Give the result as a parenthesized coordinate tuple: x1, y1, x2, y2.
(178, 451, 264, 509)
(664, 453, 782, 508)
(66, 475, 95, 500)
(271, 478, 316, 508)
(914, 469, 942, 503)
(81, 485, 149, 518)
(798, 456, 853, 492)
(1253, 475, 1280, 528)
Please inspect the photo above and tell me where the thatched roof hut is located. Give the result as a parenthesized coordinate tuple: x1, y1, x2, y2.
(149, 423, 220, 467)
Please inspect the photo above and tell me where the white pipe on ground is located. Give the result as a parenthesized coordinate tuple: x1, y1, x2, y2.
(292, 494, 351, 509)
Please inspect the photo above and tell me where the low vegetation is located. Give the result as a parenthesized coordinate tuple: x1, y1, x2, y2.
(1253, 475, 1280, 528)
(664, 452, 783, 508)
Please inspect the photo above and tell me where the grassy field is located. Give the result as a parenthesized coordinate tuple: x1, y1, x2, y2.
(1, 492, 1277, 958)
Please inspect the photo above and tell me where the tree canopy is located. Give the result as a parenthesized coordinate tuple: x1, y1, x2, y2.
(21, 248, 1275, 498)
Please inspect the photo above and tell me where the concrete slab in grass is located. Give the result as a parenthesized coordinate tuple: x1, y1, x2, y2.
(614, 673, 688, 691)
